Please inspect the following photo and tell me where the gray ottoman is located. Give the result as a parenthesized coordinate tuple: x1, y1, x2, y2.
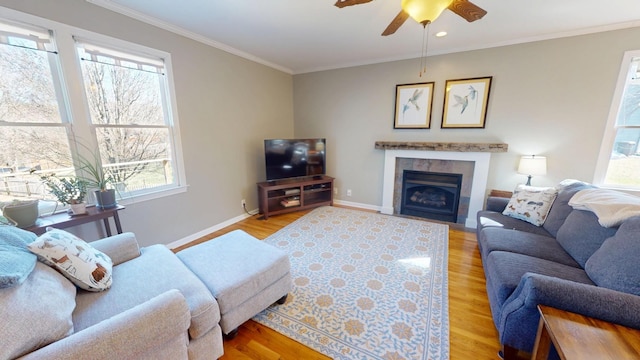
(177, 230, 291, 337)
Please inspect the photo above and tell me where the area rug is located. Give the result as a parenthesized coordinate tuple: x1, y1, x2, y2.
(253, 206, 450, 360)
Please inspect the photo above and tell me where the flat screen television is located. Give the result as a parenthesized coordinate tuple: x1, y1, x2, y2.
(264, 138, 326, 181)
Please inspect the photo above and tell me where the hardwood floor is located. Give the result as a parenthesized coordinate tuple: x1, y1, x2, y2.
(176, 207, 503, 359)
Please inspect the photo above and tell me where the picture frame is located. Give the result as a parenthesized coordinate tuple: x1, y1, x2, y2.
(441, 77, 492, 128)
(393, 82, 435, 129)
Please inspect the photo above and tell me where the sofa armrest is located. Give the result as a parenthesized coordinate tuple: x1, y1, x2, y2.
(486, 196, 510, 212)
(506, 273, 640, 329)
(21, 290, 191, 360)
(90, 232, 140, 265)
(497, 272, 640, 351)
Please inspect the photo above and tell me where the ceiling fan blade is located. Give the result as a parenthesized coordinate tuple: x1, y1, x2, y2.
(382, 10, 409, 36)
(334, 0, 373, 8)
(447, 0, 487, 22)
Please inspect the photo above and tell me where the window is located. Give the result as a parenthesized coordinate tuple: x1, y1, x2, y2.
(595, 51, 640, 190)
(0, 13, 185, 210)
(76, 40, 180, 195)
(0, 20, 74, 204)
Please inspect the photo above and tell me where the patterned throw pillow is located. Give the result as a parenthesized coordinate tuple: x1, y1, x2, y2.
(28, 228, 113, 291)
(502, 185, 558, 226)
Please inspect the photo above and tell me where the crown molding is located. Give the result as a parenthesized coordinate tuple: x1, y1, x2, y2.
(86, 0, 293, 74)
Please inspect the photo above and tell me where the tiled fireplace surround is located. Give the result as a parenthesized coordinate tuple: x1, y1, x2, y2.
(375, 142, 508, 228)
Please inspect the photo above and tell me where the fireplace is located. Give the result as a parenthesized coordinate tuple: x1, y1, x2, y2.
(401, 170, 462, 222)
(375, 141, 508, 228)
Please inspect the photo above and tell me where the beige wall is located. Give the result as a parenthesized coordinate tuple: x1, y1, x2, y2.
(0, 0, 294, 246)
(293, 27, 640, 207)
(3, 1, 640, 242)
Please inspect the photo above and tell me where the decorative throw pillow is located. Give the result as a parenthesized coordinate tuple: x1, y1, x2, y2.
(0, 225, 37, 288)
(28, 228, 113, 291)
(502, 184, 558, 226)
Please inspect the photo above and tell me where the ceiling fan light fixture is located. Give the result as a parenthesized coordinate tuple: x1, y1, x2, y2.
(401, 0, 454, 25)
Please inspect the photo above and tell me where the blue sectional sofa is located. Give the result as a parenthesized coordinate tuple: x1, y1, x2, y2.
(476, 180, 640, 359)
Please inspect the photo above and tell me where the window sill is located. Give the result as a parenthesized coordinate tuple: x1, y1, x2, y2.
(116, 184, 188, 206)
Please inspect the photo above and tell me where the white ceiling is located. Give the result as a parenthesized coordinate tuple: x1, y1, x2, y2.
(89, 0, 640, 74)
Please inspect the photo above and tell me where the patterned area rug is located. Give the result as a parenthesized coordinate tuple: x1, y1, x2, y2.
(253, 206, 449, 360)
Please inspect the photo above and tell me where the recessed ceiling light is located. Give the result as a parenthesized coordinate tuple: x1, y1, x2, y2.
(435, 31, 448, 37)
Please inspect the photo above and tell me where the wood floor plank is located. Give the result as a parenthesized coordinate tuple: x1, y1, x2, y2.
(177, 207, 505, 359)
(238, 340, 281, 360)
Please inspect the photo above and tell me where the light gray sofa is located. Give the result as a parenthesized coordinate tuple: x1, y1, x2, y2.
(476, 181, 640, 359)
(1, 232, 224, 360)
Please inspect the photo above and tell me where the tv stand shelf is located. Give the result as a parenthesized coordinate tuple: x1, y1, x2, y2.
(257, 175, 334, 219)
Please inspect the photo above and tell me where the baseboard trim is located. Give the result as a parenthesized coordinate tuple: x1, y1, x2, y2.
(333, 200, 380, 212)
(168, 202, 380, 250)
(167, 209, 255, 249)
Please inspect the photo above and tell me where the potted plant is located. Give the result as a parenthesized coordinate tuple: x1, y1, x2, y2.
(77, 149, 118, 209)
(40, 175, 88, 215)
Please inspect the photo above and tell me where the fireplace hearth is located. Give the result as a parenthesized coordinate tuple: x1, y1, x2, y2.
(401, 170, 463, 223)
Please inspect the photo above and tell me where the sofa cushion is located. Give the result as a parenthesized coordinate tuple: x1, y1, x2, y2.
(73, 244, 220, 340)
(555, 210, 618, 268)
(0, 225, 37, 288)
(477, 211, 553, 236)
(585, 216, 640, 296)
(485, 196, 510, 212)
(502, 185, 558, 226)
(543, 181, 592, 238)
(0, 262, 76, 359)
(478, 228, 579, 267)
(28, 228, 113, 291)
(484, 251, 594, 309)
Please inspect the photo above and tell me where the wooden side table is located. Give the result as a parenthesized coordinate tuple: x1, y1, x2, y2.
(489, 189, 513, 198)
(532, 305, 640, 359)
(25, 205, 125, 237)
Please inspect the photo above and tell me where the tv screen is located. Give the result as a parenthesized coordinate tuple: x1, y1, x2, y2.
(264, 138, 326, 181)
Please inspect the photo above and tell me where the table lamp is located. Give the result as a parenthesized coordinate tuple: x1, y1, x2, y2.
(518, 155, 547, 186)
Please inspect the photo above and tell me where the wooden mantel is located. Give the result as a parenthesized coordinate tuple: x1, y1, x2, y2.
(375, 141, 508, 153)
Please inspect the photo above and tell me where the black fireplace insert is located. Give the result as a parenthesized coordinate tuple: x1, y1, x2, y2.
(401, 170, 463, 223)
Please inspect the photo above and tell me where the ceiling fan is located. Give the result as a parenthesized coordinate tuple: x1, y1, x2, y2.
(334, 0, 487, 36)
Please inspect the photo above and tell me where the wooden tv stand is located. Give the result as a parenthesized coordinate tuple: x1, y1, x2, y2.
(257, 175, 334, 219)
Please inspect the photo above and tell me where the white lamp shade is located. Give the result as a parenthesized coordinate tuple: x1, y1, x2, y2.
(518, 155, 547, 176)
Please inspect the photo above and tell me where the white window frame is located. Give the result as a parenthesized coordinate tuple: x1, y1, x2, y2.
(71, 32, 188, 201)
(0, 6, 187, 204)
(594, 50, 640, 193)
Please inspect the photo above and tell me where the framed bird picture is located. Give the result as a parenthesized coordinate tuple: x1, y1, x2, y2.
(394, 82, 434, 129)
(442, 77, 492, 128)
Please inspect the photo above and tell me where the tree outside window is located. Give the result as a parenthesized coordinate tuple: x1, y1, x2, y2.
(0, 22, 73, 205)
(0, 18, 184, 211)
(77, 42, 176, 193)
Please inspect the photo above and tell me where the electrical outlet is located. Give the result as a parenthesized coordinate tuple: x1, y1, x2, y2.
(241, 199, 246, 208)
(334, 187, 338, 195)
(347, 189, 352, 197)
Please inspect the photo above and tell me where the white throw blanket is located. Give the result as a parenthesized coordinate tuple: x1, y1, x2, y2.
(569, 188, 640, 227)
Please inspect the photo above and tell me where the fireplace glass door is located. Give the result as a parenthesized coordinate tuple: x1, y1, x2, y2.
(401, 170, 463, 222)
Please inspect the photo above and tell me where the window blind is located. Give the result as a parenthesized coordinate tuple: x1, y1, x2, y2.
(74, 37, 165, 74)
(0, 19, 54, 52)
